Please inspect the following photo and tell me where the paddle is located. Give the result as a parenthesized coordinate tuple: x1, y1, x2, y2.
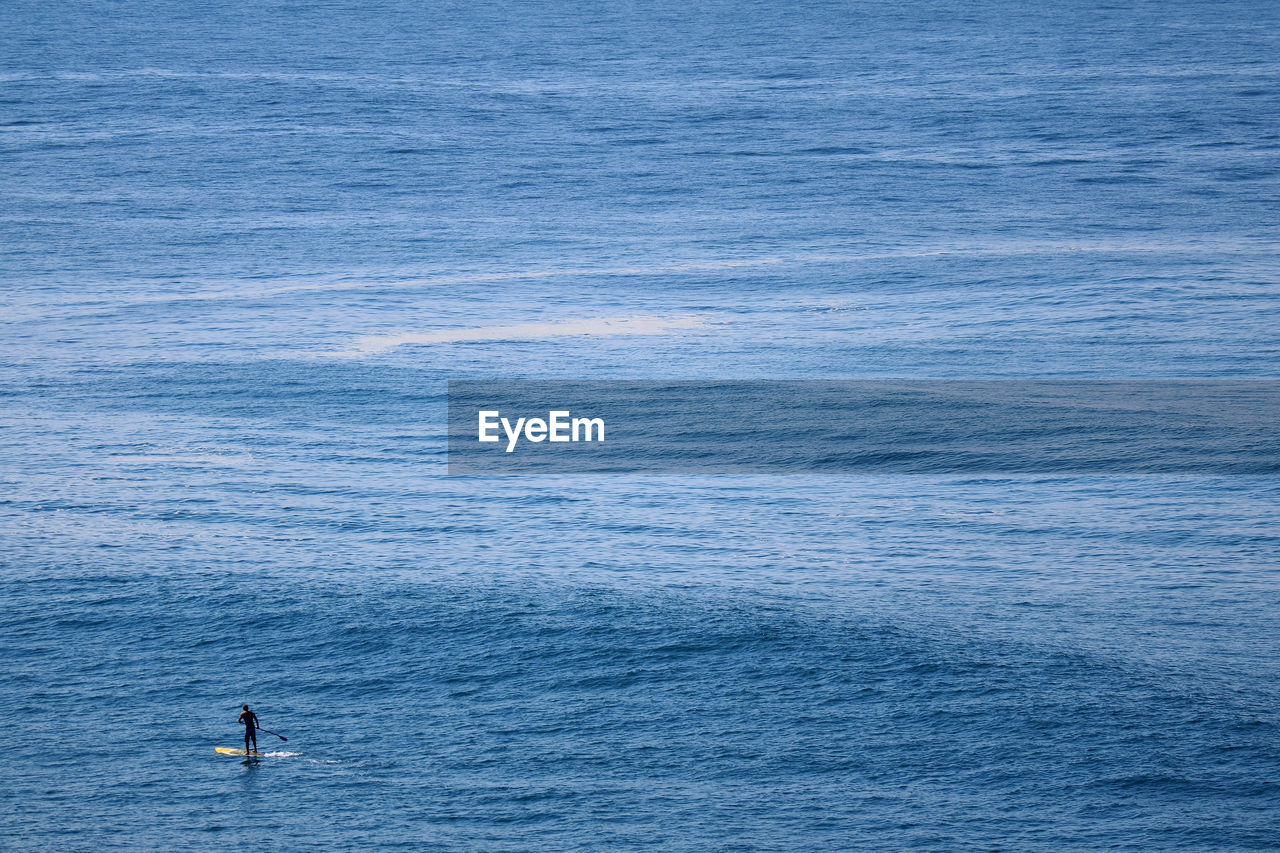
(256, 726, 288, 742)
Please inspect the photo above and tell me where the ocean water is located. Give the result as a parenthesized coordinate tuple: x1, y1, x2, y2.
(3, 0, 1280, 849)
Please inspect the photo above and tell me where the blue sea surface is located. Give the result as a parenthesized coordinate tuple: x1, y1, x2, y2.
(2, 0, 1279, 849)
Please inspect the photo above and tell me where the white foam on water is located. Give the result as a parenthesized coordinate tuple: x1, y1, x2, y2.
(332, 314, 710, 357)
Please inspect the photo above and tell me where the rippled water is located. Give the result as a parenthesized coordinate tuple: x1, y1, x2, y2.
(3, 0, 1279, 849)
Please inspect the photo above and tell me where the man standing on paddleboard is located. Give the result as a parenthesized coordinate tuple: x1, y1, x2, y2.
(238, 704, 259, 754)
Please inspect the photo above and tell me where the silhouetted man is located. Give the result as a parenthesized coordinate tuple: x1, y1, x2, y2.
(238, 704, 259, 754)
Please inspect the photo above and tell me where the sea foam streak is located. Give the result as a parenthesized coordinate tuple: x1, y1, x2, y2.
(336, 315, 709, 356)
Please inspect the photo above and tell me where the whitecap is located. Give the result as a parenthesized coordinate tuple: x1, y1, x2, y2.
(335, 315, 710, 356)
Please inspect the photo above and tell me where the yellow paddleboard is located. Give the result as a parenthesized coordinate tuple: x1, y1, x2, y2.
(215, 747, 301, 757)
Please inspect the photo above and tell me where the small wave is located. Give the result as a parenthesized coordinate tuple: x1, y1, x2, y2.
(107, 452, 255, 467)
(10, 242, 1275, 317)
(335, 315, 709, 356)
(38, 258, 782, 311)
